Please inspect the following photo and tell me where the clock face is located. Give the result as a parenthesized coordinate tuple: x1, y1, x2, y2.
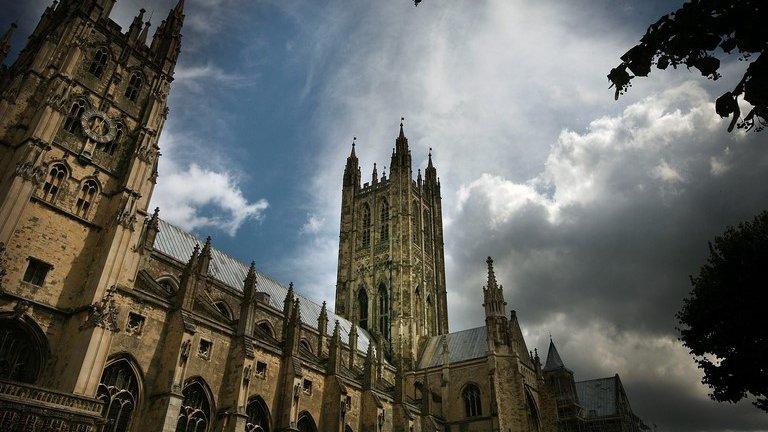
(80, 109, 117, 144)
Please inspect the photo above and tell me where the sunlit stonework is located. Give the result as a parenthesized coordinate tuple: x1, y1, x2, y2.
(0, 1, 647, 432)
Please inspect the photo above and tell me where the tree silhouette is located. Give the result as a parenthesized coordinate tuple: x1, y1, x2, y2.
(677, 211, 768, 412)
(609, 0, 767, 132)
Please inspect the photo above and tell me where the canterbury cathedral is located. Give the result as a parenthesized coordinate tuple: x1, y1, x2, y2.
(0, 1, 647, 432)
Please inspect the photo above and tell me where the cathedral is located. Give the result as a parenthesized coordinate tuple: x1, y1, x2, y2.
(0, 2, 646, 431)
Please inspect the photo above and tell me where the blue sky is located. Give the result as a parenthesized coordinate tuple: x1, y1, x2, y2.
(4, 1, 768, 430)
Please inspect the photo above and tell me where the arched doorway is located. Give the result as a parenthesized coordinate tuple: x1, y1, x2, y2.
(296, 411, 317, 432)
(97, 357, 141, 432)
(176, 378, 213, 432)
(0, 316, 47, 383)
(245, 396, 270, 432)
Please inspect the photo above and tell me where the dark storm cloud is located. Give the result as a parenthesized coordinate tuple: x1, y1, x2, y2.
(446, 83, 768, 430)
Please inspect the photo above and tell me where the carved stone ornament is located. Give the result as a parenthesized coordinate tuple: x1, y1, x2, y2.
(80, 109, 117, 144)
(15, 161, 46, 185)
(13, 300, 32, 318)
(243, 365, 252, 385)
(180, 339, 191, 364)
(80, 285, 120, 332)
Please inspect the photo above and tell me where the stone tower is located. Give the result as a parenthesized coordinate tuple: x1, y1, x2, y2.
(0, 0, 183, 396)
(335, 120, 449, 366)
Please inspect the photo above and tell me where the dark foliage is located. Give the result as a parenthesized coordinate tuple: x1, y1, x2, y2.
(609, 0, 767, 132)
(677, 211, 768, 412)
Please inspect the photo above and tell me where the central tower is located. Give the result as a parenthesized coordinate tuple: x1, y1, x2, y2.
(335, 120, 448, 366)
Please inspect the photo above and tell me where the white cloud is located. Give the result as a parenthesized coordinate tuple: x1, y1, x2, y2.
(152, 131, 268, 236)
(300, 214, 325, 235)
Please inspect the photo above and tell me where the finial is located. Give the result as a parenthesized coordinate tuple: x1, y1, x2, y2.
(486, 256, 498, 289)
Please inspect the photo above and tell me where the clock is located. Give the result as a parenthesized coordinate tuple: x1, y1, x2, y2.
(80, 109, 117, 144)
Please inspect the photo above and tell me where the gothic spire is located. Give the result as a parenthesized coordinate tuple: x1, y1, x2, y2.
(392, 117, 411, 172)
(483, 256, 507, 318)
(486, 256, 498, 290)
(343, 137, 360, 188)
(127, 8, 146, 41)
(372, 162, 378, 184)
(543, 337, 566, 371)
(0, 21, 17, 65)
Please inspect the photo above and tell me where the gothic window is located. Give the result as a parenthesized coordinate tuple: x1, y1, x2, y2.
(411, 200, 420, 244)
(89, 47, 109, 78)
(75, 179, 99, 218)
(97, 359, 140, 432)
(357, 288, 368, 330)
(125, 72, 143, 102)
(64, 99, 87, 133)
(379, 200, 389, 243)
(0, 318, 45, 383)
(255, 321, 274, 339)
(41, 163, 67, 203)
(245, 396, 270, 432)
(378, 283, 390, 342)
(423, 210, 431, 246)
(213, 301, 232, 320)
(176, 379, 212, 432)
(296, 412, 317, 432)
(23, 258, 51, 287)
(99, 122, 122, 155)
(463, 384, 482, 418)
(361, 204, 371, 248)
(299, 339, 312, 354)
(157, 277, 178, 293)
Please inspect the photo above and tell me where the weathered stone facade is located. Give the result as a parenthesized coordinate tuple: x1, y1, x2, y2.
(0, 2, 639, 432)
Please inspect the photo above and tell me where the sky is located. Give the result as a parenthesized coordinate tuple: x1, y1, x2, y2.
(4, 0, 768, 430)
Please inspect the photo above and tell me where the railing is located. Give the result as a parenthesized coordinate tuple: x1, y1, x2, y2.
(0, 379, 104, 432)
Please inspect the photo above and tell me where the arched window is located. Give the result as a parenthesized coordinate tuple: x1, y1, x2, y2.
(299, 339, 312, 354)
(157, 277, 178, 293)
(100, 122, 122, 155)
(64, 99, 86, 133)
(379, 200, 389, 243)
(125, 72, 143, 101)
(423, 210, 431, 246)
(89, 47, 109, 78)
(255, 321, 274, 339)
(245, 396, 270, 432)
(378, 283, 389, 342)
(411, 200, 420, 244)
(97, 358, 140, 432)
(0, 318, 45, 383)
(296, 412, 317, 432)
(361, 204, 371, 248)
(463, 384, 482, 418)
(357, 288, 368, 330)
(213, 301, 232, 321)
(41, 163, 67, 204)
(176, 379, 212, 432)
(75, 179, 98, 218)
(525, 389, 541, 432)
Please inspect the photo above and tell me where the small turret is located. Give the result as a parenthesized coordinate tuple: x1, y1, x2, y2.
(363, 343, 376, 389)
(177, 244, 200, 310)
(327, 320, 342, 375)
(127, 9, 146, 42)
(0, 21, 17, 66)
(390, 117, 412, 173)
(371, 163, 378, 184)
(141, 207, 160, 251)
(197, 236, 212, 275)
(348, 324, 359, 369)
(482, 256, 507, 318)
(151, 0, 185, 75)
(317, 301, 329, 355)
(343, 137, 361, 188)
(238, 261, 258, 336)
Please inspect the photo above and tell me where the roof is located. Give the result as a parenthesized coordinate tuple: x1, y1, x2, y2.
(417, 326, 488, 369)
(153, 219, 374, 354)
(575, 377, 618, 418)
(543, 339, 565, 371)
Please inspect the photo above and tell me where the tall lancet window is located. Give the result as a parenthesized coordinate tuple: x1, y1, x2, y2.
(378, 283, 390, 341)
(125, 72, 143, 102)
(63, 99, 86, 133)
(361, 204, 371, 248)
(357, 287, 368, 330)
(97, 359, 140, 432)
(423, 210, 431, 246)
(411, 200, 420, 244)
(463, 384, 482, 417)
(89, 47, 109, 78)
(75, 179, 98, 218)
(41, 163, 67, 204)
(176, 379, 212, 432)
(379, 199, 389, 243)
